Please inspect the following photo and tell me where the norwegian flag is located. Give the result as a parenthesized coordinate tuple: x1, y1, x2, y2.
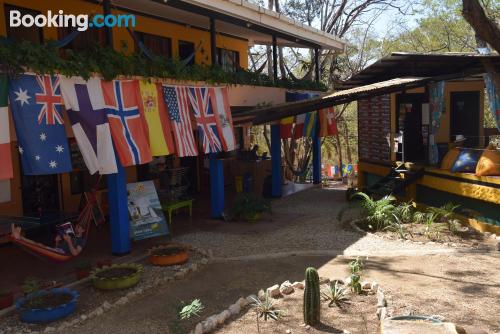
(35, 75, 64, 125)
(162, 85, 198, 157)
(187, 87, 222, 154)
(102, 80, 152, 166)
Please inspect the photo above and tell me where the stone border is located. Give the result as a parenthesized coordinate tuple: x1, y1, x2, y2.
(193, 276, 385, 333)
(3, 247, 213, 334)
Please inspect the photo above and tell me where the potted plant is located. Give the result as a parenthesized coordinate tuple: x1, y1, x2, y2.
(15, 288, 79, 324)
(0, 290, 14, 310)
(91, 263, 143, 290)
(74, 260, 92, 280)
(230, 193, 271, 223)
(149, 244, 189, 266)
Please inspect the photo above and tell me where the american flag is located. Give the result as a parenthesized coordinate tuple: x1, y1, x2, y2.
(162, 85, 198, 157)
(187, 87, 222, 154)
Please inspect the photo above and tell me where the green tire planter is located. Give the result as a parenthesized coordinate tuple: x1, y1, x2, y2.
(91, 264, 143, 290)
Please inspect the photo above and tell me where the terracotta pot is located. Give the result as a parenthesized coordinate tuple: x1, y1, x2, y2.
(0, 291, 14, 310)
(149, 248, 189, 266)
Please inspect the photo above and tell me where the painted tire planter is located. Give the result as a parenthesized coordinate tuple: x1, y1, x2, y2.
(149, 245, 189, 266)
(15, 288, 79, 324)
(92, 264, 143, 290)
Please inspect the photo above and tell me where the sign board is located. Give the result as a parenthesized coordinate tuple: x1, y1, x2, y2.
(127, 181, 169, 241)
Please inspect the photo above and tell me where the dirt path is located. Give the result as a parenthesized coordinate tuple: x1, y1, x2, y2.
(69, 252, 499, 334)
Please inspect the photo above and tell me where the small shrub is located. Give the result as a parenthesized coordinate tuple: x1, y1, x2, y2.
(353, 192, 396, 230)
(251, 294, 284, 334)
(229, 193, 271, 222)
(179, 299, 204, 320)
(348, 257, 364, 275)
(321, 281, 349, 307)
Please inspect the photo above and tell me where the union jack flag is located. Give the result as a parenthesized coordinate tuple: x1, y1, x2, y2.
(102, 80, 152, 166)
(187, 87, 222, 154)
(163, 85, 198, 157)
(35, 75, 63, 125)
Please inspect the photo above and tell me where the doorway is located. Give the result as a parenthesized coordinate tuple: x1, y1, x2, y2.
(21, 175, 60, 216)
(396, 94, 426, 162)
(450, 91, 480, 147)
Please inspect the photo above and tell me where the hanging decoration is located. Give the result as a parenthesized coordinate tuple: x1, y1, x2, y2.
(303, 111, 318, 138)
(484, 74, 500, 132)
(102, 80, 152, 167)
(138, 81, 176, 157)
(8, 74, 73, 175)
(209, 87, 236, 152)
(318, 107, 338, 137)
(0, 74, 13, 180)
(60, 76, 118, 175)
(428, 81, 445, 165)
(280, 116, 294, 139)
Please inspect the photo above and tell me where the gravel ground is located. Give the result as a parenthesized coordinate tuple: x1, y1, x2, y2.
(176, 187, 456, 258)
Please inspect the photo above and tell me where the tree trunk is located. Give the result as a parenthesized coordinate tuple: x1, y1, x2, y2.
(342, 117, 353, 164)
(462, 0, 500, 54)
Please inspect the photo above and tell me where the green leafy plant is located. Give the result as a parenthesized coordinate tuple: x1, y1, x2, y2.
(353, 192, 396, 231)
(321, 281, 349, 307)
(0, 39, 327, 91)
(384, 214, 412, 239)
(251, 294, 284, 334)
(350, 274, 362, 294)
(179, 299, 204, 320)
(229, 193, 271, 222)
(393, 200, 416, 223)
(428, 202, 460, 232)
(348, 257, 364, 275)
(303, 267, 321, 326)
(21, 277, 40, 296)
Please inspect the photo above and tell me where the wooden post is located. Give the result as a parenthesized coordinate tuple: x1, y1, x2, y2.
(272, 35, 278, 82)
(271, 124, 282, 197)
(210, 154, 224, 218)
(312, 121, 321, 184)
(102, 0, 113, 47)
(314, 48, 320, 83)
(210, 17, 217, 66)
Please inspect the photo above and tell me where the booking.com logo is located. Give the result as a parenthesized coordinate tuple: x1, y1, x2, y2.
(9, 10, 136, 32)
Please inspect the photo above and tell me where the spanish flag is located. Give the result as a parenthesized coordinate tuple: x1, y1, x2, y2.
(319, 107, 338, 137)
(138, 81, 175, 156)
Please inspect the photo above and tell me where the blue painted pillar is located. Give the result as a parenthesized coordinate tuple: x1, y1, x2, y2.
(107, 160, 130, 255)
(210, 154, 224, 218)
(312, 122, 321, 184)
(271, 124, 282, 198)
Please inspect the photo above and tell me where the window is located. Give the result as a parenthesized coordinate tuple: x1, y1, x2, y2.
(4, 4, 43, 44)
(178, 40, 195, 65)
(217, 48, 240, 72)
(57, 27, 105, 51)
(135, 31, 172, 59)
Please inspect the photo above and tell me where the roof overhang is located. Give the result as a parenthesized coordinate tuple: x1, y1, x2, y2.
(112, 0, 346, 51)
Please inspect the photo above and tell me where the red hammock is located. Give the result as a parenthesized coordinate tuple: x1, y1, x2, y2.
(10, 189, 99, 262)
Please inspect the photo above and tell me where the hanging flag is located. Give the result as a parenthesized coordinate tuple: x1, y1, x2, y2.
(0, 74, 13, 180)
(319, 107, 338, 137)
(209, 87, 236, 151)
(9, 74, 72, 175)
(162, 85, 198, 157)
(293, 113, 306, 139)
(280, 116, 294, 139)
(187, 86, 222, 154)
(102, 80, 152, 167)
(60, 76, 117, 175)
(0, 180, 10, 203)
(138, 81, 175, 156)
(303, 111, 317, 137)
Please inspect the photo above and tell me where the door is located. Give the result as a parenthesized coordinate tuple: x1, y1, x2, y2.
(396, 94, 426, 162)
(21, 175, 60, 216)
(450, 92, 480, 147)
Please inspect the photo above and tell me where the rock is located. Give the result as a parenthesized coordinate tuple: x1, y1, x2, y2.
(280, 281, 295, 295)
(344, 276, 352, 286)
(216, 310, 230, 325)
(451, 243, 458, 247)
(305, 325, 311, 330)
(286, 330, 292, 334)
(190, 263, 198, 272)
(361, 281, 371, 290)
(228, 303, 241, 315)
(291, 281, 304, 289)
(203, 316, 217, 332)
(377, 290, 386, 307)
(246, 294, 258, 304)
(43, 327, 55, 333)
(80, 314, 88, 321)
(371, 282, 379, 292)
(427, 241, 436, 245)
(115, 297, 129, 306)
(94, 307, 104, 316)
(102, 301, 112, 310)
(201, 258, 209, 265)
(237, 297, 249, 307)
(381, 319, 460, 334)
(496, 241, 500, 252)
(377, 307, 387, 320)
(69, 318, 80, 327)
(258, 289, 266, 300)
(194, 323, 203, 334)
(174, 271, 186, 279)
(459, 326, 488, 334)
(267, 284, 281, 298)
(343, 330, 352, 334)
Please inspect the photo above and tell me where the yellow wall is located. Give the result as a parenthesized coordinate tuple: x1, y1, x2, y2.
(0, 0, 249, 68)
(0, 0, 249, 216)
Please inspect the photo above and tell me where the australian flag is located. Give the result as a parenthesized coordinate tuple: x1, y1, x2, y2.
(9, 74, 72, 175)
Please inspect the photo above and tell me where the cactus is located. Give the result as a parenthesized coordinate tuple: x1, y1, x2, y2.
(303, 267, 320, 326)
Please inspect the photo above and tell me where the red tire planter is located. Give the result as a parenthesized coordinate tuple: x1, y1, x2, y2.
(149, 245, 189, 266)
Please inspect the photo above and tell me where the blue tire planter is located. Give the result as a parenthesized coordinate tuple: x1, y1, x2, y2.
(16, 288, 79, 324)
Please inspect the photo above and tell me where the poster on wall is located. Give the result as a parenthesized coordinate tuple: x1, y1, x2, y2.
(127, 181, 169, 241)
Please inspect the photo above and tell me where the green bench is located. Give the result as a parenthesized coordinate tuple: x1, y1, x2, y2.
(161, 199, 193, 233)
